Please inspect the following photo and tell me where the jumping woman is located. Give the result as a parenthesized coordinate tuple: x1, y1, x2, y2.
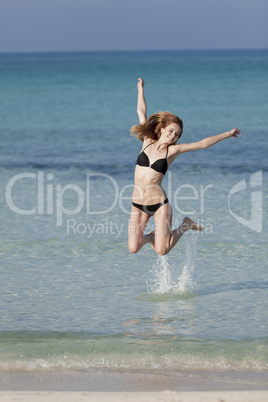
(128, 78, 241, 256)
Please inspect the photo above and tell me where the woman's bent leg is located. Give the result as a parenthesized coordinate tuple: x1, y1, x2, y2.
(153, 203, 203, 256)
(128, 206, 152, 253)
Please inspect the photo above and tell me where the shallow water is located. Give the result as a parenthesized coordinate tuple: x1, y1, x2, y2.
(0, 50, 267, 373)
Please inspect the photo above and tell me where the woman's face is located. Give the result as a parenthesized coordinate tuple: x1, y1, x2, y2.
(161, 123, 181, 144)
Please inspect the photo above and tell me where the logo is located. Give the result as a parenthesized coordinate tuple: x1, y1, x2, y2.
(228, 170, 262, 232)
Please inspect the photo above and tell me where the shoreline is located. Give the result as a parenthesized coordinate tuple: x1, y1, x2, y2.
(1, 368, 267, 392)
(0, 391, 268, 402)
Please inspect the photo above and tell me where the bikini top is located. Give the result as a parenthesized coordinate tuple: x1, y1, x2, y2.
(136, 141, 169, 175)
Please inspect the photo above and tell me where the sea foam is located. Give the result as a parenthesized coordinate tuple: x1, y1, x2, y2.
(146, 234, 199, 294)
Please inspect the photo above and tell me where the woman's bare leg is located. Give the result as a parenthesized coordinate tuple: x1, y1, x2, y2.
(152, 203, 203, 255)
(128, 206, 151, 253)
(169, 216, 203, 250)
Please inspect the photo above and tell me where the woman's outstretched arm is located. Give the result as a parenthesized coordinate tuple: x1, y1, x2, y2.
(172, 128, 241, 156)
(137, 78, 147, 124)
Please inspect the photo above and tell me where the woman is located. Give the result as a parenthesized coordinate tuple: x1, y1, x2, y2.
(128, 78, 241, 255)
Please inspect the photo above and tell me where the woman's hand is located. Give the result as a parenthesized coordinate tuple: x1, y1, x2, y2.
(229, 128, 241, 137)
(137, 78, 145, 90)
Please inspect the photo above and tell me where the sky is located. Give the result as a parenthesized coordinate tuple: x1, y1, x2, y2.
(0, 0, 267, 53)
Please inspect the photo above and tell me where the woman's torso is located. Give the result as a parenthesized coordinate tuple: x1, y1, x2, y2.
(132, 140, 170, 205)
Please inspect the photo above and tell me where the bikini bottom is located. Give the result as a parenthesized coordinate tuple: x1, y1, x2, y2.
(132, 198, 169, 217)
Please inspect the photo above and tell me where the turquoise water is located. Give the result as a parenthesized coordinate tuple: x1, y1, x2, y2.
(0, 50, 267, 373)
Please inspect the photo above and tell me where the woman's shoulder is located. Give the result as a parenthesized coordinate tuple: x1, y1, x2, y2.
(167, 143, 182, 163)
(168, 143, 181, 155)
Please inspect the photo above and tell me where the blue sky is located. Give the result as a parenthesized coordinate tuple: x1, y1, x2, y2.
(0, 0, 267, 53)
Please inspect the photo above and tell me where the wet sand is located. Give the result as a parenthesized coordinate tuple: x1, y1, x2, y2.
(0, 368, 267, 402)
(0, 390, 268, 402)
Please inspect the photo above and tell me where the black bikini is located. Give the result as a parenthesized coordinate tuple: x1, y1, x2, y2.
(132, 198, 169, 217)
(132, 142, 169, 216)
(136, 141, 169, 176)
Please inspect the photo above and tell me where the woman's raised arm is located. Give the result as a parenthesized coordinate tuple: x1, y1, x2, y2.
(137, 78, 147, 124)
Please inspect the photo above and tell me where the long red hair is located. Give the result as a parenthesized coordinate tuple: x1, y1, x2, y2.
(130, 111, 183, 142)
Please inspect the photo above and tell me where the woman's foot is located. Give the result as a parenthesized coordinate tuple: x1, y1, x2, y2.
(181, 217, 203, 232)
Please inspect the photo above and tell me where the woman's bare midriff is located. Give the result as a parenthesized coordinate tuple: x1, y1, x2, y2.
(132, 166, 167, 205)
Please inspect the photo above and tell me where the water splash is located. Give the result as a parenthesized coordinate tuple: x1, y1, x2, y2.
(146, 234, 199, 294)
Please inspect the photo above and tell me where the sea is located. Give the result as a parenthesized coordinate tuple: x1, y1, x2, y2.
(0, 50, 267, 387)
